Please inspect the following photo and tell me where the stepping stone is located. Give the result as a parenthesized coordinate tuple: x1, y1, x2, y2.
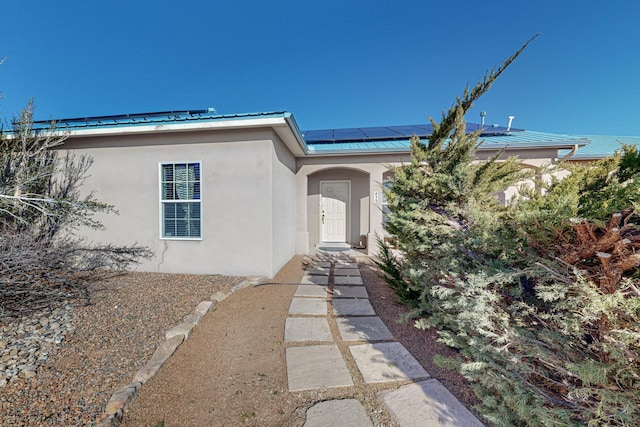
(333, 286, 368, 299)
(334, 276, 363, 285)
(333, 299, 375, 316)
(333, 268, 360, 276)
(334, 262, 358, 269)
(381, 379, 484, 427)
(286, 345, 354, 391)
(349, 342, 430, 384)
(295, 284, 329, 298)
(289, 298, 327, 315)
(309, 261, 331, 268)
(307, 267, 330, 276)
(285, 318, 332, 342)
(304, 399, 373, 427)
(336, 317, 393, 341)
(301, 274, 329, 285)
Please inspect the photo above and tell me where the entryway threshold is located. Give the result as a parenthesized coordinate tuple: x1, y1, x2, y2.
(317, 242, 351, 251)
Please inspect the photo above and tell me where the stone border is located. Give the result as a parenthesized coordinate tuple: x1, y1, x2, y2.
(95, 276, 264, 427)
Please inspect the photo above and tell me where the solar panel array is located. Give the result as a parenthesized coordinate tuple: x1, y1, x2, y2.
(303, 123, 522, 144)
(29, 110, 289, 131)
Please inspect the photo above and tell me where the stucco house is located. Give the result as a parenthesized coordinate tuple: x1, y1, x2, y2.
(38, 109, 590, 278)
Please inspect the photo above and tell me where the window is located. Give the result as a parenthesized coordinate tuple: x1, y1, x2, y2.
(160, 162, 201, 239)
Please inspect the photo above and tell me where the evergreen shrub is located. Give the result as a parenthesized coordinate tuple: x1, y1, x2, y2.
(377, 37, 640, 426)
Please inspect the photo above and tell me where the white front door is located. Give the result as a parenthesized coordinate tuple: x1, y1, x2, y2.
(321, 181, 349, 242)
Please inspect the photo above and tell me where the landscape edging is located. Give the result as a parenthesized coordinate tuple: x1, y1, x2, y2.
(94, 275, 266, 427)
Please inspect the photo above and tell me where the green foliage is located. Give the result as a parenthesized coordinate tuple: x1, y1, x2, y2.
(381, 36, 536, 313)
(372, 234, 421, 307)
(511, 145, 640, 253)
(376, 37, 640, 426)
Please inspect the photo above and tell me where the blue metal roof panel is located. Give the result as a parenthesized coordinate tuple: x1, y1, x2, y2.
(558, 135, 640, 159)
(306, 130, 589, 154)
(26, 109, 604, 159)
(479, 131, 588, 147)
(307, 139, 410, 154)
(31, 110, 291, 131)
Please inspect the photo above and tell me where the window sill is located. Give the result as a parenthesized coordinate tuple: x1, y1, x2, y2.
(160, 237, 203, 241)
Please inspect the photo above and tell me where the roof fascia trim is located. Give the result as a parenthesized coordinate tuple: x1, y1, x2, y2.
(306, 140, 590, 156)
(64, 116, 289, 138)
(283, 113, 309, 156)
(60, 113, 311, 157)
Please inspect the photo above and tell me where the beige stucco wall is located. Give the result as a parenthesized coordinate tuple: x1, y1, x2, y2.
(59, 124, 571, 276)
(269, 132, 297, 275)
(296, 154, 406, 254)
(61, 128, 296, 278)
(475, 147, 562, 167)
(476, 147, 567, 204)
(306, 169, 370, 247)
(294, 148, 566, 254)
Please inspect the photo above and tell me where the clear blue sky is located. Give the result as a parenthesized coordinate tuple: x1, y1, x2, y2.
(1, 1, 639, 135)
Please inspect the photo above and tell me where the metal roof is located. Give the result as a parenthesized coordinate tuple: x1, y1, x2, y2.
(305, 129, 589, 155)
(558, 135, 640, 160)
(303, 123, 523, 144)
(25, 109, 598, 157)
(31, 110, 291, 131)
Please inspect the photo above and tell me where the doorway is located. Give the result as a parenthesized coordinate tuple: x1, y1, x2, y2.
(320, 180, 350, 242)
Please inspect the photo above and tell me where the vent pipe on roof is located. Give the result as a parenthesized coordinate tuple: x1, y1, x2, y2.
(480, 111, 486, 126)
(507, 115, 515, 132)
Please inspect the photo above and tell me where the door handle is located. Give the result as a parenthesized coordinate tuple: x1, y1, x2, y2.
(322, 210, 325, 224)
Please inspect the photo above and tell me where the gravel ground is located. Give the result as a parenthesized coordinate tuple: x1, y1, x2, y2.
(120, 256, 309, 427)
(0, 256, 484, 427)
(121, 255, 485, 427)
(0, 272, 244, 426)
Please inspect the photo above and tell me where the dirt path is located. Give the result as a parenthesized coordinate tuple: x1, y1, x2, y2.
(121, 255, 481, 426)
(122, 256, 307, 426)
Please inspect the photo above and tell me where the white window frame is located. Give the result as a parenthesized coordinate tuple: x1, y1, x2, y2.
(381, 180, 391, 227)
(159, 161, 203, 240)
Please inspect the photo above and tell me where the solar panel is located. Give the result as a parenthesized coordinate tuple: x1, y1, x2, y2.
(333, 128, 365, 140)
(303, 122, 524, 144)
(361, 127, 404, 138)
(303, 129, 334, 141)
(389, 125, 433, 137)
(30, 110, 289, 132)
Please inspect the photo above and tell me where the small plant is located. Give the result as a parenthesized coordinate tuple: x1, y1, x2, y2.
(241, 411, 256, 423)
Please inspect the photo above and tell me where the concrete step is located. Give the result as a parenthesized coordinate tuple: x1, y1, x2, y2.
(286, 345, 353, 391)
(349, 342, 430, 384)
(303, 399, 373, 427)
(382, 379, 484, 427)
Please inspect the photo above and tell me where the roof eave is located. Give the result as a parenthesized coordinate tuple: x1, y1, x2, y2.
(306, 148, 410, 156)
(63, 116, 288, 137)
(56, 112, 310, 157)
(281, 113, 309, 156)
(478, 141, 589, 150)
(305, 139, 589, 156)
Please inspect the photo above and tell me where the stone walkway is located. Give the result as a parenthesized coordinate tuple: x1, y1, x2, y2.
(285, 253, 484, 427)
